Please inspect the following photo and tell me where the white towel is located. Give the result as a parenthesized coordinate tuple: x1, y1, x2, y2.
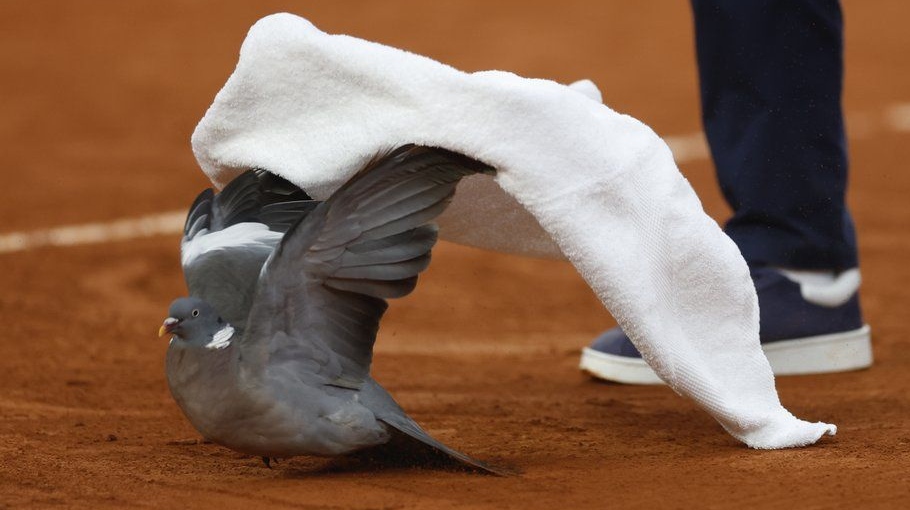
(192, 13, 836, 449)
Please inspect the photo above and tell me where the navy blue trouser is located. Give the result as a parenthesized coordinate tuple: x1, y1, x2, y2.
(691, 0, 858, 270)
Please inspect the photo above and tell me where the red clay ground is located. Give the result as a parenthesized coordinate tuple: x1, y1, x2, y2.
(1, 1, 908, 508)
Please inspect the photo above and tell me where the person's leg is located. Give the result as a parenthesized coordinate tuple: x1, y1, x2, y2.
(693, 0, 857, 269)
(580, 0, 870, 384)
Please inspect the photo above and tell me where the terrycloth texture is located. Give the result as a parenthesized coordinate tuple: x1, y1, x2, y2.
(192, 13, 836, 449)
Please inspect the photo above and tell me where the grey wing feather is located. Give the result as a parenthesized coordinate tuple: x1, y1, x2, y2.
(182, 169, 316, 242)
(243, 145, 494, 386)
(183, 189, 214, 239)
(181, 169, 318, 327)
(254, 168, 320, 232)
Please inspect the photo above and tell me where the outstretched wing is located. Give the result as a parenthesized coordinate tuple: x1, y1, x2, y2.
(241, 145, 494, 387)
(181, 169, 318, 328)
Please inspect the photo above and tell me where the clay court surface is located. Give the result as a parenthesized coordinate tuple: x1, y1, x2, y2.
(2, 1, 909, 508)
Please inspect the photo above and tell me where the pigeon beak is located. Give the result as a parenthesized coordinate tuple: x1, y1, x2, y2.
(159, 317, 180, 337)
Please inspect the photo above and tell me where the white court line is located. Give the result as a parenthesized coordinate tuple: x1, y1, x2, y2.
(0, 211, 186, 254)
(885, 102, 910, 132)
(2, 102, 909, 255)
(664, 132, 710, 162)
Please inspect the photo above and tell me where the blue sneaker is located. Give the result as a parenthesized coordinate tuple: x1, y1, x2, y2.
(579, 266, 873, 384)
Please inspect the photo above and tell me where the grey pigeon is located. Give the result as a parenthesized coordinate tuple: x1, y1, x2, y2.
(160, 145, 498, 473)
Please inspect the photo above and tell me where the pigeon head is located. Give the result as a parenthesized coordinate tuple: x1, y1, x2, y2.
(159, 297, 231, 348)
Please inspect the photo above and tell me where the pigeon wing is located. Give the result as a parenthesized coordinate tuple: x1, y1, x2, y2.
(241, 145, 494, 387)
(181, 169, 318, 327)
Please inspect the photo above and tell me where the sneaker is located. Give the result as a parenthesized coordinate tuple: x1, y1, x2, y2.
(579, 266, 873, 384)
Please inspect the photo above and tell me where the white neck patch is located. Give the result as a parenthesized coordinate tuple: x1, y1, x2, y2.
(206, 324, 235, 350)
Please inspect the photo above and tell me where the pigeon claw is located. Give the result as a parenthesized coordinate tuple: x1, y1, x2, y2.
(261, 456, 279, 468)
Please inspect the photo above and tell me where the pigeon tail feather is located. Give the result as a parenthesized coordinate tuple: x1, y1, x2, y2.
(359, 380, 503, 475)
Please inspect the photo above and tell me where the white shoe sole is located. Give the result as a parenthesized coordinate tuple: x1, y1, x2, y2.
(579, 325, 873, 385)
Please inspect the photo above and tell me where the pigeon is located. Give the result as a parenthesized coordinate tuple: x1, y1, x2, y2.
(159, 145, 499, 473)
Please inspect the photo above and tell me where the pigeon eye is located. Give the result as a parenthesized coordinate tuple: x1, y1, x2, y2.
(191, 309, 200, 317)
